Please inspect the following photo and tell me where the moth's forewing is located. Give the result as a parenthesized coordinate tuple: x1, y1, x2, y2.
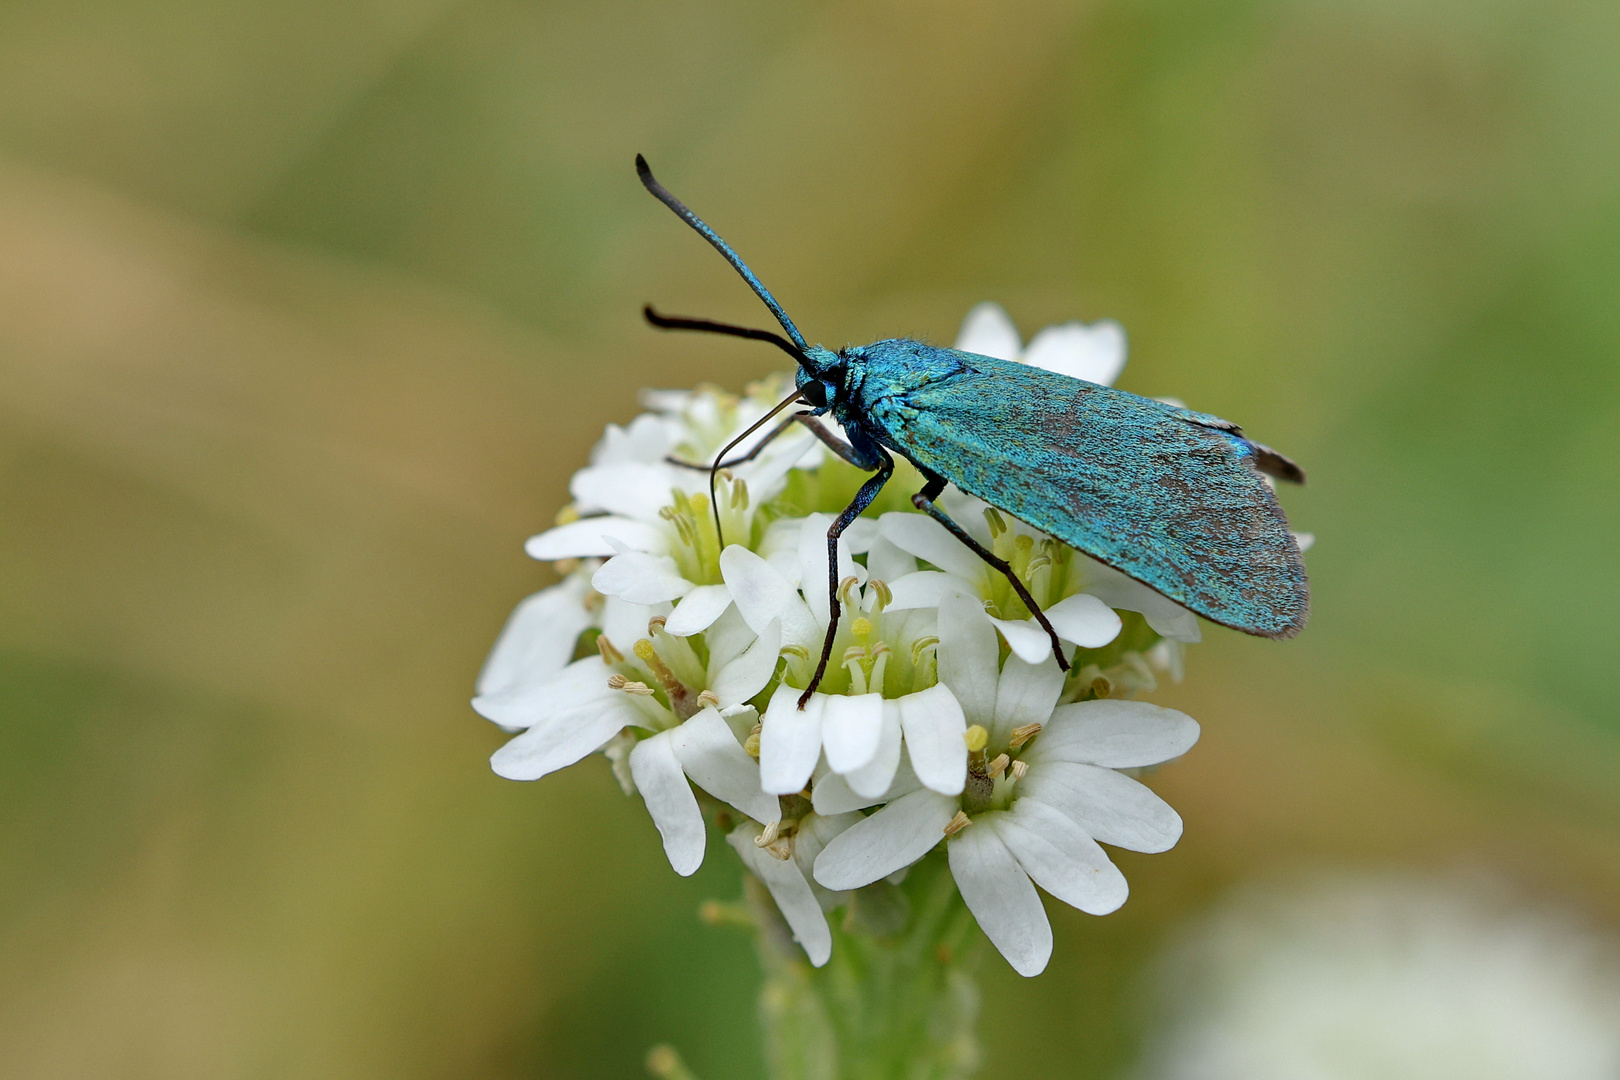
(854, 342, 1308, 638)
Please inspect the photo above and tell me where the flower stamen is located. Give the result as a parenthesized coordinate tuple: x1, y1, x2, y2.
(943, 810, 973, 837)
(1009, 722, 1042, 749)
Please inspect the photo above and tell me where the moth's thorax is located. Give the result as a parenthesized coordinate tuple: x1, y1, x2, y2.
(848, 339, 979, 409)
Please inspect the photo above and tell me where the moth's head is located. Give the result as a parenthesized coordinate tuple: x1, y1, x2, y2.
(795, 344, 844, 413)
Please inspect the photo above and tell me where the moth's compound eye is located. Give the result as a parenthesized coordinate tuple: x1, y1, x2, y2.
(800, 379, 828, 408)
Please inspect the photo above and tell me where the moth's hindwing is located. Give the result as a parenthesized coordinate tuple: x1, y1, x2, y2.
(858, 343, 1308, 638)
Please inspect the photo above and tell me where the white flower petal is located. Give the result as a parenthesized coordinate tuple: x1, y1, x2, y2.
(1021, 320, 1127, 387)
(474, 655, 622, 733)
(487, 677, 644, 781)
(878, 514, 985, 582)
(1078, 560, 1201, 644)
(797, 513, 866, 627)
(990, 654, 1065, 748)
(844, 699, 903, 798)
(664, 584, 732, 636)
(897, 684, 967, 796)
(885, 571, 977, 612)
(1027, 700, 1200, 769)
(629, 730, 705, 876)
(592, 412, 679, 465)
(525, 516, 666, 560)
(592, 551, 693, 605)
(864, 535, 918, 585)
(954, 301, 1022, 361)
(793, 811, 863, 911)
(996, 799, 1128, 915)
(702, 604, 756, 676)
(570, 462, 679, 520)
(810, 757, 924, 814)
(989, 616, 1055, 665)
(947, 819, 1052, 977)
(598, 596, 665, 657)
(813, 788, 957, 891)
(710, 618, 781, 709)
(1020, 761, 1184, 853)
(820, 693, 885, 774)
(1144, 608, 1202, 644)
(671, 707, 780, 825)
(1045, 593, 1123, 649)
(720, 545, 820, 650)
(759, 683, 825, 795)
(475, 576, 593, 697)
(937, 593, 1000, 725)
(727, 824, 832, 967)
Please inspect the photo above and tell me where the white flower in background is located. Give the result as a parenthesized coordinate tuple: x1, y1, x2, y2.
(477, 303, 1214, 973)
(1138, 874, 1620, 1080)
(812, 594, 1198, 976)
(955, 301, 1128, 387)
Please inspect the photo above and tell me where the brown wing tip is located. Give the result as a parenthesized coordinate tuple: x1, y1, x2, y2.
(1251, 441, 1307, 485)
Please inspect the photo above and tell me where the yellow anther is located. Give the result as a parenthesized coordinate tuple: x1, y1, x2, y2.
(984, 506, 1007, 538)
(730, 477, 749, 510)
(987, 753, 1010, 777)
(597, 635, 624, 665)
(695, 689, 719, 709)
(607, 673, 627, 689)
(659, 505, 680, 521)
(612, 678, 656, 696)
(837, 574, 860, 606)
(554, 557, 581, 575)
(943, 810, 973, 837)
(744, 733, 761, 759)
(648, 615, 668, 635)
(689, 492, 710, 516)
(909, 635, 940, 666)
(1014, 533, 1035, 554)
(963, 725, 989, 752)
(781, 644, 810, 664)
(869, 578, 893, 612)
(555, 504, 582, 526)
(1009, 759, 1029, 780)
(754, 819, 781, 847)
(1091, 676, 1112, 699)
(1009, 722, 1043, 749)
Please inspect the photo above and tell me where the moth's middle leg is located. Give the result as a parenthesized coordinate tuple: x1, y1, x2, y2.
(799, 447, 894, 708)
(911, 469, 1070, 672)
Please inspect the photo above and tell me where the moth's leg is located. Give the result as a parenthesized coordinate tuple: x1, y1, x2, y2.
(800, 447, 895, 708)
(665, 412, 806, 471)
(911, 470, 1070, 672)
(665, 413, 863, 471)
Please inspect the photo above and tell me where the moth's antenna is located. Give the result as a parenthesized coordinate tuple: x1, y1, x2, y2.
(636, 155, 811, 354)
(643, 305, 810, 367)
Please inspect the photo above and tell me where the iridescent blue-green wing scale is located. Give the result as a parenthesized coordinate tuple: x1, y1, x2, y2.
(854, 342, 1308, 638)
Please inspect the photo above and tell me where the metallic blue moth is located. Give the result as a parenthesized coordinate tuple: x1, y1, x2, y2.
(636, 156, 1308, 706)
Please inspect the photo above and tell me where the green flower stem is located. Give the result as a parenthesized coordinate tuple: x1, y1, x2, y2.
(747, 854, 983, 1080)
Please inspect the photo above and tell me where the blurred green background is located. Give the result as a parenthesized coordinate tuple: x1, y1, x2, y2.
(1, 1, 1617, 1077)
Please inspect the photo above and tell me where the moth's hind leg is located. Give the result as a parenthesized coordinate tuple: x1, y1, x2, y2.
(800, 448, 895, 708)
(911, 470, 1070, 673)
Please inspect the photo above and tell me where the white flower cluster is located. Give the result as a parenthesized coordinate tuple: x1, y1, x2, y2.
(476, 304, 1201, 977)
